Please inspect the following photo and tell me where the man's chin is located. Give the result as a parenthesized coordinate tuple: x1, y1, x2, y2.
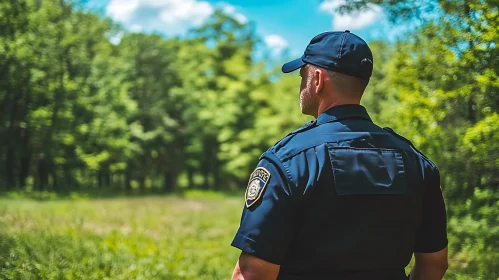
(300, 108, 313, 117)
(300, 105, 318, 118)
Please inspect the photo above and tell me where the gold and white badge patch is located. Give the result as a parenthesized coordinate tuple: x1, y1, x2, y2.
(245, 167, 271, 208)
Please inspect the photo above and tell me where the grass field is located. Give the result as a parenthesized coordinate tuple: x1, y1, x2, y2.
(0, 191, 243, 280)
(0, 191, 492, 280)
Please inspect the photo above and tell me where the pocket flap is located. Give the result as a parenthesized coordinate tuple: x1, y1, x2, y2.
(328, 147, 407, 195)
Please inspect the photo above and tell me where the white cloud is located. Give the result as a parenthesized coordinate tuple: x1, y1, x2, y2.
(130, 24, 143, 32)
(106, 0, 249, 35)
(319, 0, 383, 30)
(159, 0, 213, 26)
(106, 0, 214, 35)
(264, 34, 288, 55)
(109, 32, 124, 45)
(221, 3, 248, 24)
(106, 0, 139, 22)
(234, 13, 248, 24)
(222, 4, 236, 14)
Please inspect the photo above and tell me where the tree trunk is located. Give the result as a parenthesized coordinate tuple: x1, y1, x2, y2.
(164, 171, 177, 192)
(202, 136, 216, 189)
(120, 173, 125, 190)
(139, 175, 146, 192)
(18, 73, 33, 190)
(19, 133, 31, 189)
(5, 148, 15, 189)
(213, 158, 220, 190)
(187, 167, 194, 188)
(104, 169, 111, 189)
(97, 169, 103, 189)
(202, 169, 210, 190)
(125, 166, 132, 191)
(51, 166, 58, 191)
(5, 84, 20, 190)
(38, 157, 48, 191)
(211, 139, 221, 190)
(63, 164, 75, 189)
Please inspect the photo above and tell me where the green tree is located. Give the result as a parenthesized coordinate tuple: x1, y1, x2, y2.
(117, 33, 182, 191)
(175, 11, 259, 189)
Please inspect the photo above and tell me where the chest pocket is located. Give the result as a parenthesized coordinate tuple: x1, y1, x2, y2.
(327, 146, 407, 195)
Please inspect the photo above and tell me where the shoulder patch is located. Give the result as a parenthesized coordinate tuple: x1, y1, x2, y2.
(245, 167, 271, 208)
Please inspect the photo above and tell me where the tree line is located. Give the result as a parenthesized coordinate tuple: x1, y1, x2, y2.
(1, 1, 310, 192)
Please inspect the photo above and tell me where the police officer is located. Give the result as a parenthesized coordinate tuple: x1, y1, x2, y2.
(231, 31, 448, 280)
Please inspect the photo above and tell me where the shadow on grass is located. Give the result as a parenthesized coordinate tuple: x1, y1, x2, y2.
(0, 188, 244, 201)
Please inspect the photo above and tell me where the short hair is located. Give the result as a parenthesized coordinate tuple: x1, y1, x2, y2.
(326, 70, 369, 97)
(306, 64, 369, 97)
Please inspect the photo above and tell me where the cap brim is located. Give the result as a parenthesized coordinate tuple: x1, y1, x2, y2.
(282, 58, 305, 73)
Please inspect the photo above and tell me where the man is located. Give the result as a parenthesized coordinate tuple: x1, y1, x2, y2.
(230, 31, 448, 280)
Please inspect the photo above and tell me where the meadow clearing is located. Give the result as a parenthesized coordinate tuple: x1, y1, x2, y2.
(0, 190, 492, 280)
(0, 191, 242, 279)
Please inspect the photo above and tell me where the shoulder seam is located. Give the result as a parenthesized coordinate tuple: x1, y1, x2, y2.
(383, 127, 428, 157)
(279, 142, 331, 162)
(261, 150, 297, 191)
(274, 120, 317, 147)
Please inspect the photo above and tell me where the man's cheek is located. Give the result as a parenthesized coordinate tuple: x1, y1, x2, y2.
(300, 80, 307, 92)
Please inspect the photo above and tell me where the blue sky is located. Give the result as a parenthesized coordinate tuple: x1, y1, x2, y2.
(87, 0, 391, 57)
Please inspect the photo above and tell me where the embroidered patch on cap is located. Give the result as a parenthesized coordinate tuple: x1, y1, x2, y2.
(245, 167, 271, 208)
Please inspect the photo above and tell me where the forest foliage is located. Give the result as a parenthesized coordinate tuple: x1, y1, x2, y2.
(0, 0, 498, 278)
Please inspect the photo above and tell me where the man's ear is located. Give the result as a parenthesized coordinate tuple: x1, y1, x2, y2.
(314, 68, 325, 94)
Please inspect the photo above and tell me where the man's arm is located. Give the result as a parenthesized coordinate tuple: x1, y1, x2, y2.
(232, 252, 280, 280)
(411, 161, 448, 280)
(409, 247, 448, 280)
(231, 155, 297, 276)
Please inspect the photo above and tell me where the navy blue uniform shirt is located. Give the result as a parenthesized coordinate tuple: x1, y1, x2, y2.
(232, 104, 448, 280)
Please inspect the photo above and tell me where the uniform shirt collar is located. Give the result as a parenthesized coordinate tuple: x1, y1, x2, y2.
(316, 104, 372, 125)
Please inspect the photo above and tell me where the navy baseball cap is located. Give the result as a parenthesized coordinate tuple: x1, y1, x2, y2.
(282, 30, 373, 80)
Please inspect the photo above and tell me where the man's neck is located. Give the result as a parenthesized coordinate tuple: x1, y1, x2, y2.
(316, 99, 361, 118)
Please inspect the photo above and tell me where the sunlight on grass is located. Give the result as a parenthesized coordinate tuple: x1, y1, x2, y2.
(0, 192, 483, 279)
(0, 194, 243, 279)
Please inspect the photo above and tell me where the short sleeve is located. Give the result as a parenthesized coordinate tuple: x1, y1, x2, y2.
(231, 158, 296, 264)
(414, 166, 448, 253)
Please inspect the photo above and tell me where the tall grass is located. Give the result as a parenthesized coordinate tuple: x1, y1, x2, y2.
(0, 193, 242, 279)
(1, 191, 493, 279)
